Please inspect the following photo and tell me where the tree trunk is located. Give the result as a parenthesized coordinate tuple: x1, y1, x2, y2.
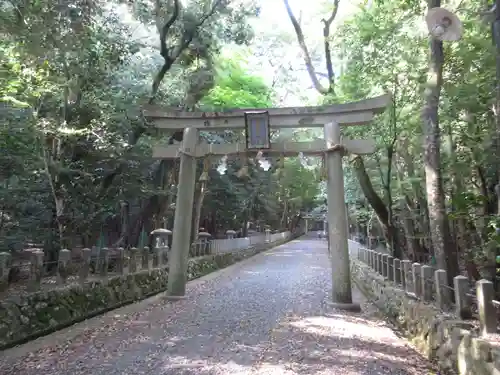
(350, 155, 402, 258)
(422, 0, 459, 286)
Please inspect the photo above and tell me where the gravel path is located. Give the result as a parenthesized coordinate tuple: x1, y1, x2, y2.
(0, 238, 436, 375)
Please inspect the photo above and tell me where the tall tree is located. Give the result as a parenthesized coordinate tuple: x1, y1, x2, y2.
(422, 0, 459, 282)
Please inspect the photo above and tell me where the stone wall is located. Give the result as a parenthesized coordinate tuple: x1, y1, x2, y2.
(0, 238, 291, 350)
(350, 258, 500, 375)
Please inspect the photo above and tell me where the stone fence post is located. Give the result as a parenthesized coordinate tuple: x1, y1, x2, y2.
(387, 256, 394, 281)
(393, 258, 401, 284)
(421, 265, 433, 302)
(116, 247, 126, 274)
(99, 248, 109, 277)
(142, 246, 151, 270)
(0, 252, 11, 291)
(402, 260, 411, 292)
(476, 279, 497, 335)
(454, 275, 472, 319)
(412, 263, 422, 298)
(382, 254, 389, 278)
(435, 269, 450, 310)
(28, 251, 44, 292)
(57, 249, 71, 285)
(80, 248, 91, 283)
(129, 247, 139, 273)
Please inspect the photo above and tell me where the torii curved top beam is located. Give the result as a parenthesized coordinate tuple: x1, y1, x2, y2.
(144, 94, 391, 130)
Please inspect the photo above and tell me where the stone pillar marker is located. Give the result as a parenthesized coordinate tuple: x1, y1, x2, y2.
(167, 127, 199, 299)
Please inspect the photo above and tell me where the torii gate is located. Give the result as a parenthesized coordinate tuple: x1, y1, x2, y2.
(145, 94, 390, 311)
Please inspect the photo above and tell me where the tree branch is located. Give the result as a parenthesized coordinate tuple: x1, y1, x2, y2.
(283, 0, 328, 95)
(156, 0, 180, 59)
(321, 0, 339, 93)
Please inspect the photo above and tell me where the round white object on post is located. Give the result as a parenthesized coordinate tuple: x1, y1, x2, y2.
(426, 7, 463, 42)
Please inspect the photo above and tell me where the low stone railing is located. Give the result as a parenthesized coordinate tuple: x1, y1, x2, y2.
(0, 246, 169, 292)
(208, 231, 292, 254)
(351, 242, 500, 375)
(0, 230, 294, 349)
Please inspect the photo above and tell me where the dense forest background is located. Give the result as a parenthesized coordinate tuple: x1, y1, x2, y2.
(2, 0, 500, 286)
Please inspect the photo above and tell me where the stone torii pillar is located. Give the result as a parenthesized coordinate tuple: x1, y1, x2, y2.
(166, 127, 198, 298)
(324, 122, 360, 311)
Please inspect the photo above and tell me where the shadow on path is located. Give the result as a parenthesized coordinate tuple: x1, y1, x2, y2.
(0, 238, 436, 375)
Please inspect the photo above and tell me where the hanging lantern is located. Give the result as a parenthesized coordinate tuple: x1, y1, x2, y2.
(199, 155, 211, 182)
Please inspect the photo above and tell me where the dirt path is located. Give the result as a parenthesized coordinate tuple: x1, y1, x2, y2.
(0, 238, 437, 375)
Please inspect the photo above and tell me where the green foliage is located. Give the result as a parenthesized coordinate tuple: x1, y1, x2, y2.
(201, 57, 273, 110)
(0, 1, 319, 254)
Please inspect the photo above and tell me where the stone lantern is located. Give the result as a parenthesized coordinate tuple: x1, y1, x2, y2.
(226, 230, 236, 239)
(150, 228, 172, 265)
(264, 225, 271, 243)
(197, 231, 212, 256)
